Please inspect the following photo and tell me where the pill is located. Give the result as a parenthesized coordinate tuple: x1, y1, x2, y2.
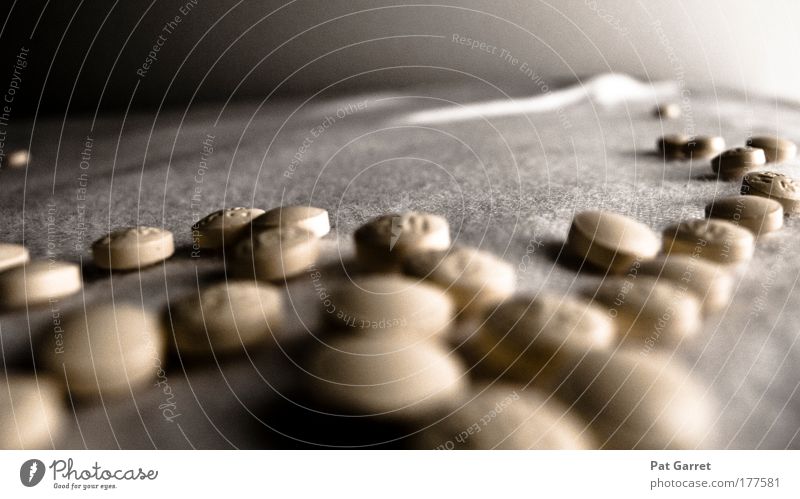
(635, 255, 734, 314)
(414, 383, 594, 449)
(230, 226, 319, 281)
(0, 261, 82, 309)
(710, 147, 766, 181)
(741, 171, 800, 215)
(40, 304, 166, 398)
(192, 207, 265, 249)
(591, 276, 702, 347)
(683, 136, 725, 159)
(305, 335, 467, 419)
(0, 243, 29, 272)
(566, 211, 660, 274)
(662, 218, 755, 264)
(1, 374, 64, 449)
(402, 246, 515, 317)
(473, 294, 614, 384)
(171, 281, 283, 356)
(705, 195, 783, 235)
(325, 275, 454, 342)
(354, 212, 450, 271)
(653, 103, 681, 120)
(91, 226, 175, 270)
(746, 136, 797, 163)
(656, 134, 688, 160)
(6, 149, 29, 169)
(252, 205, 330, 238)
(562, 351, 714, 449)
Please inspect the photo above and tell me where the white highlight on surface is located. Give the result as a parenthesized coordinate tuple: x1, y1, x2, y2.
(402, 73, 677, 124)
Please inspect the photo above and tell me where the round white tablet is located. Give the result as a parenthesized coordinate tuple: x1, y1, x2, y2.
(354, 212, 451, 271)
(402, 246, 515, 316)
(0, 243, 30, 272)
(564, 351, 714, 449)
(635, 255, 734, 314)
(741, 171, 800, 215)
(6, 149, 30, 169)
(171, 281, 283, 356)
(0, 374, 64, 449)
(592, 276, 702, 348)
(0, 261, 82, 309)
(704, 195, 783, 235)
(414, 383, 594, 449)
(325, 275, 455, 342)
(567, 211, 660, 273)
(662, 218, 755, 264)
(306, 335, 467, 420)
(683, 136, 725, 159)
(710, 147, 766, 181)
(41, 304, 166, 399)
(471, 294, 614, 384)
(230, 226, 320, 281)
(252, 205, 330, 238)
(92, 226, 175, 270)
(192, 207, 265, 249)
(747, 136, 797, 163)
(657, 134, 689, 160)
(653, 103, 681, 120)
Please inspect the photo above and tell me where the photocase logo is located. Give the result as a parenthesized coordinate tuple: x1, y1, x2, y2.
(20, 459, 45, 487)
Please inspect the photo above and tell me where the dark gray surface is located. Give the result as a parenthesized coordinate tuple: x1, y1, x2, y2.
(2, 78, 800, 449)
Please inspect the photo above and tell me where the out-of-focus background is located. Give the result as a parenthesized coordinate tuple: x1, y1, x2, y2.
(2, 0, 799, 117)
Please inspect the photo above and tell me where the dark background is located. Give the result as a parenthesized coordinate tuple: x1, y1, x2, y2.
(2, 0, 796, 119)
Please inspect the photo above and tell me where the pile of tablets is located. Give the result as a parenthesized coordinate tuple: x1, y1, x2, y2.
(658, 132, 797, 181)
(0, 205, 330, 449)
(2, 118, 798, 450)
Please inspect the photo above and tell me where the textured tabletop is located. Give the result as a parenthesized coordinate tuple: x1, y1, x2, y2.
(2, 75, 800, 449)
